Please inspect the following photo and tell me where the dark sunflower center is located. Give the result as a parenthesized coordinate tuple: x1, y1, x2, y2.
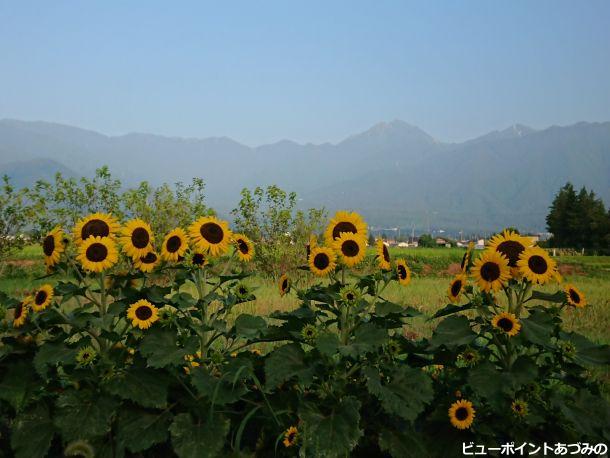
(341, 240, 359, 257)
(465, 353, 474, 361)
(305, 329, 314, 337)
(480, 262, 500, 281)
(15, 302, 24, 319)
(192, 253, 205, 265)
(281, 279, 288, 291)
(43, 235, 55, 256)
(135, 305, 153, 320)
(239, 286, 248, 295)
(455, 407, 469, 421)
(200, 222, 223, 244)
(141, 252, 158, 264)
(515, 404, 523, 412)
(131, 227, 150, 249)
(569, 289, 580, 303)
(287, 431, 296, 442)
(497, 317, 514, 332)
(313, 253, 330, 270)
(82, 352, 90, 359)
(528, 255, 548, 274)
(86, 243, 108, 262)
(346, 292, 355, 301)
(35, 290, 48, 305)
(383, 245, 390, 262)
(166, 235, 182, 253)
(496, 240, 524, 267)
(237, 239, 249, 254)
(332, 222, 357, 239)
(397, 264, 407, 280)
(451, 280, 463, 296)
(81, 219, 110, 239)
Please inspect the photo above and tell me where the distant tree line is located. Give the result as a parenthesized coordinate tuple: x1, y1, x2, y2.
(546, 183, 610, 253)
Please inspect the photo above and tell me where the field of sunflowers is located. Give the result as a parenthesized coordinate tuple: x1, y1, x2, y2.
(0, 210, 609, 457)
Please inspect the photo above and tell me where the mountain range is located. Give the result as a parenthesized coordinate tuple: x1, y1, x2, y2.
(1, 118, 609, 234)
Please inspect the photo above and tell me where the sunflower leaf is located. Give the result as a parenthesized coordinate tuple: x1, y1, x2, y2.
(529, 290, 566, 303)
(299, 396, 363, 457)
(428, 315, 476, 349)
(264, 343, 314, 390)
(190, 367, 247, 406)
(430, 302, 474, 320)
(363, 366, 433, 421)
(11, 403, 55, 458)
(33, 342, 78, 379)
(0, 360, 37, 410)
(170, 412, 229, 458)
(105, 367, 169, 408)
(117, 407, 172, 453)
(520, 309, 555, 346)
(378, 425, 429, 457)
(338, 323, 387, 357)
(140, 328, 198, 368)
(54, 389, 117, 441)
(561, 331, 610, 365)
(234, 313, 267, 339)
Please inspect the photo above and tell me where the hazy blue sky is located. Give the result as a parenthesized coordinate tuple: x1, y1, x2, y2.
(1, 1, 609, 145)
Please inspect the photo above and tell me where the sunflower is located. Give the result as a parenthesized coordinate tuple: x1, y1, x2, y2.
(487, 230, 533, 276)
(235, 283, 252, 300)
(161, 228, 189, 262)
(13, 297, 31, 328)
(492, 312, 521, 337)
(308, 246, 336, 277)
(340, 285, 360, 304)
(32, 284, 54, 312)
(333, 232, 366, 267)
(376, 239, 391, 270)
(448, 274, 467, 303)
(511, 399, 528, 417)
(301, 324, 318, 343)
(76, 346, 97, 366)
(283, 426, 299, 448)
(517, 246, 557, 285)
(471, 250, 510, 292)
(42, 227, 66, 267)
(133, 251, 160, 273)
(458, 348, 480, 366)
(324, 211, 368, 246)
(448, 399, 476, 430)
(233, 233, 255, 262)
(460, 241, 475, 273)
(73, 213, 120, 245)
(190, 251, 208, 268)
(120, 219, 154, 258)
(127, 299, 159, 330)
(395, 259, 411, 286)
(564, 284, 587, 308)
(189, 216, 232, 257)
(279, 273, 290, 296)
(76, 236, 118, 273)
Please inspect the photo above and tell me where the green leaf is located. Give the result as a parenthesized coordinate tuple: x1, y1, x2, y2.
(170, 413, 229, 458)
(190, 367, 247, 406)
(140, 328, 198, 368)
(562, 332, 610, 365)
(117, 407, 172, 453)
(0, 361, 37, 409)
(339, 323, 387, 357)
(316, 332, 340, 357)
(54, 281, 87, 300)
(468, 362, 503, 400)
(521, 309, 555, 346)
(54, 390, 117, 441)
(375, 301, 422, 318)
(300, 396, 362, 457)
(363, 366, 433, 421)
(234, 314, 267, 339)
(378, 426, 429, 457)
(11, 404, 55, 458)
(146, 285, 172, 303)
(264, 343, 314, 390)
(171, 292, 198, 309)
(529, 290, 566, 303)
(105, 367, 169, 408)
(429, 315, 476, 349)
(33, 342, 77, 378)
(430, 302, 474, 320)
